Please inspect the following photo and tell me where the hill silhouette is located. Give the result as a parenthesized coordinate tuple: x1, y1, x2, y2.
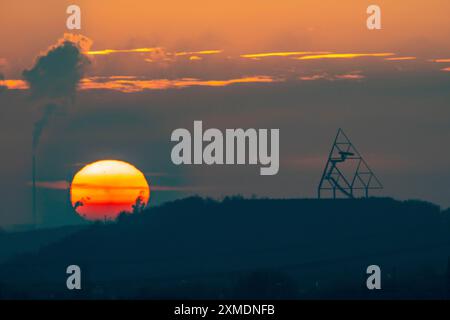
(1, 196, 450, 299)
(0, 225, 87, 264)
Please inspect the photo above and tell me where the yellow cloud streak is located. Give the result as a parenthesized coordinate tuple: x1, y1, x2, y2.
(385, 56, 416, 61)
(240, 51, 331, 59)
(175, 50, 222, 56)
(0, 79, 29, 89)
(297, 53, 395, 60)
(80, 76, 278, 93)
(431, 59, 450, 63)
(85, 47, 162, 55)
(86, 48, 222, 56)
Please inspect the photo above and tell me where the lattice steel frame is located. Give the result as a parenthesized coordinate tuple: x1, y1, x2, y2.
(318, 128, 383, 199)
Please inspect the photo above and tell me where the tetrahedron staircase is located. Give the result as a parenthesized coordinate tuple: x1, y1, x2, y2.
(318, 128, 383, 199)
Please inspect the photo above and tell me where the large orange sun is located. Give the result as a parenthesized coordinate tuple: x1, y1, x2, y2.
(70, 160, 150, 221)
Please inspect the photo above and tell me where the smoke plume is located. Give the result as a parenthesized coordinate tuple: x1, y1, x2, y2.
(23, 34, 91, 100)
(32, 104, 57, 150)
(24, 34, 92, 150)
(24, 34, 92, 226)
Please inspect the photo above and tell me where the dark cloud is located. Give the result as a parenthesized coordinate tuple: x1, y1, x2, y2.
(0, 73, 6, 93)
(23, 37, 90, 100)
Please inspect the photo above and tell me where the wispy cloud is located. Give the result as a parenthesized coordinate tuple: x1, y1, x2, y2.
(0, 76, 279, 92)
(385, 56, 416, 61)
(28, 180, 70, 190)
(86, 47, 222, 59)
(80, 75, 279, 92)
(0, 79, 28, 89)
(240, 51, 331, 59)
(431, 58, 450, 63)
(300, 71, 365, 81)
(334, 73, 365, 80)
(175, 50, 222, 56)
(86, 47, 162, 55)
(299, 74, 327, 81)
(297, 53, 395, 60)
(442, 67, 450, 72)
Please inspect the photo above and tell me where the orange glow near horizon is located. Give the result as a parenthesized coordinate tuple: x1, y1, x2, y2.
(70, 160, 150, 221)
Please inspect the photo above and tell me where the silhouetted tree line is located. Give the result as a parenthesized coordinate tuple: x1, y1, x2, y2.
(1, 196, 450, 299)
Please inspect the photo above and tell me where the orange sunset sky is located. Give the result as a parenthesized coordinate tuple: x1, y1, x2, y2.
(1, 0, 450, 81)
(1, 1, 450, 227)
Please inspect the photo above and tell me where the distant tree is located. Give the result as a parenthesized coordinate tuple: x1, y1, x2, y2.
(223, 195, 244, 203)
(116, 211, 130, 224)
(132, 195, 146, 214)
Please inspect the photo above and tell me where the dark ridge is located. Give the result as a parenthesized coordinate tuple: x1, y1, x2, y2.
(1, 197, 450, 299)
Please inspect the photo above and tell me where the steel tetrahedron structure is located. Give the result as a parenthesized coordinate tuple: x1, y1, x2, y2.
(318, 128, 383, 199)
